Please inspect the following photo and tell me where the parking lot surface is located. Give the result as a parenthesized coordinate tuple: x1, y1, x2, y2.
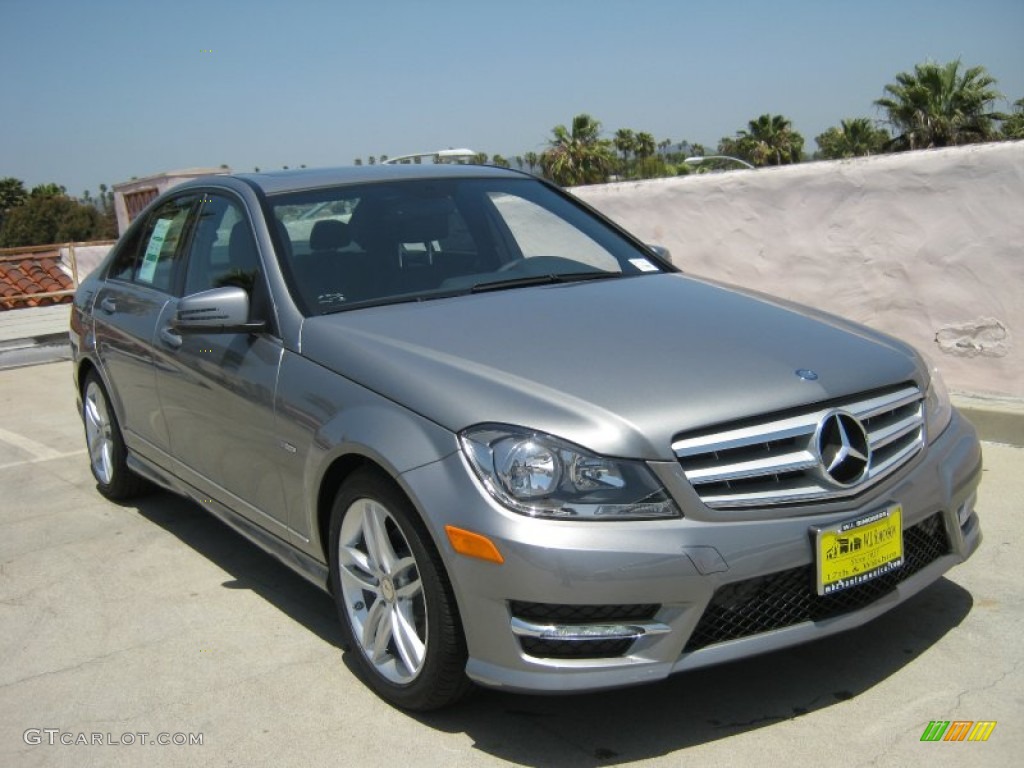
(1, 361, 1021, 767)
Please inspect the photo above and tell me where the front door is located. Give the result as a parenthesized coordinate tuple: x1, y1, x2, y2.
(152, 191, 292, 536)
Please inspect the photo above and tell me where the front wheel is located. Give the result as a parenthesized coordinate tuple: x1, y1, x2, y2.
(329, 468, 472, 710)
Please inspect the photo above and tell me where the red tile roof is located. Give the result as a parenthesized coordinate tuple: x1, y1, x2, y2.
(0, 253, 74, 310)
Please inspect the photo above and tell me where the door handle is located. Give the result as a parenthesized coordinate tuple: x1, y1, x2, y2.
(99, 297, 117, 314)
(159, 326, 182, 349)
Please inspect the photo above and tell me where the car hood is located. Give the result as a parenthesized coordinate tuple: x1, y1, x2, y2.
(300, 273, 924, 459)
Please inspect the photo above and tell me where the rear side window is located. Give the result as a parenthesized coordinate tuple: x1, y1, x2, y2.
(135, 196, 194, 293)
(107, 224, 146, 282)
(109, 196, 194, 289)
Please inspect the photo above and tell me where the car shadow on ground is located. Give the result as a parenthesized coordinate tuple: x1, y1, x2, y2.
(131, 489, 342, 648)
(131, 489, 972, 766)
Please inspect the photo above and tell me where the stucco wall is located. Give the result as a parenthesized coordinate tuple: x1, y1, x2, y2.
(572, 142, 1024, 399)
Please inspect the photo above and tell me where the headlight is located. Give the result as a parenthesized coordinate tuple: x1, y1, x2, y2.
(924, 364, 953, 442)
(460, 425, 681, 520)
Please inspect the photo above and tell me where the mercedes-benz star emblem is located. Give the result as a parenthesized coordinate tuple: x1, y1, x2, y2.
(817, 411, 870, 486)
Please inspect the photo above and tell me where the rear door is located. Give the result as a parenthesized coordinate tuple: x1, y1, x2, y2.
(93, 193, 195, 461)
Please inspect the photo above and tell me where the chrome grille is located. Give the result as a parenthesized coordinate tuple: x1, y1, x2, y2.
(673, 385, 924, 508)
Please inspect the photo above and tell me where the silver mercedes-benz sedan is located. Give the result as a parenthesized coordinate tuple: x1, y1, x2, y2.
(70, 164, 982, 710)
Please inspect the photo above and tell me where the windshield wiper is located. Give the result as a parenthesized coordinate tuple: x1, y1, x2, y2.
(470, 271, 619, 294)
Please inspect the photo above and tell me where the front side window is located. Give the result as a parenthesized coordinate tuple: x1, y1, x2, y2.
(183, 193, 260, 296)
(267, 178, 666, 315)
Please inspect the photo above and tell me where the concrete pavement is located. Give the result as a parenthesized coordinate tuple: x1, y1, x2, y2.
(1, 361, 1021, 767)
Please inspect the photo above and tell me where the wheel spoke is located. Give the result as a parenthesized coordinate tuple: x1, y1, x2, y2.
(99, 441, 113, 481)
(88, 433, 104, 464)
(394, 574, 422, 601)
(339, 555, 379, 595)
(391, 605, 426, 674)
(366, 600, 392, 663)
(84, 385, 114, 484)
(340, 543, 374, 579)
(362, 503, 398, 573)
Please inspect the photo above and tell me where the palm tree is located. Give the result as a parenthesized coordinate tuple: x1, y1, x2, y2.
(634, 132, 656, 161)
(874, 59, 1005, 150)
(524, 151, 540, 174)
(540, 114, 616, 186)
(720, 114, 804, 166)
(613, 128, 635, 177)
(815, 118, 890, 159)
(1003, 97, 1024, 140)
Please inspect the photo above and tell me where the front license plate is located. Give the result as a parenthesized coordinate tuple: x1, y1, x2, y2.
(815, 505, 903, 595)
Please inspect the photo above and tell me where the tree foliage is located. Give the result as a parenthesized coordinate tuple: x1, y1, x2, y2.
(1002, 97, 1024, 140)
(0, 177, 28, 230)
(0, 181, 117, 247)
(613, 128, 635, 177)
(719, 114, 804, 166)
(541, 114, 616, 186)
(634, 131, 656, 160)
(874, 59, 1005, 150)
(815, 118, 890, 159)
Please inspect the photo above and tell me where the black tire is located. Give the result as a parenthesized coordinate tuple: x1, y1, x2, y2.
(81, 370, 149, 500)
(328, 467, 472, 710)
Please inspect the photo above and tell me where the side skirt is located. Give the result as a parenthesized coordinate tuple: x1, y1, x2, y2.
(126, 453, 331, 592)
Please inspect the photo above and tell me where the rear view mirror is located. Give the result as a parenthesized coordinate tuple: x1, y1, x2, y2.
(173, 286, 265, 334)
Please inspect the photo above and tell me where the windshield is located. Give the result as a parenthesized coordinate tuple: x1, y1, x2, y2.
(266, 177, 667, 315)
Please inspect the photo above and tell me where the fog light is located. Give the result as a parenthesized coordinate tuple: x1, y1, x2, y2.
(956, 493, 976, 527)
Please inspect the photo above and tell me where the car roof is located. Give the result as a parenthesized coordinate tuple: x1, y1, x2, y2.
(187, 163, 532, 196)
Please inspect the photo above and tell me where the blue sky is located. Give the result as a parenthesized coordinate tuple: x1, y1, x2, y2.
(2, 0, 1022, 196)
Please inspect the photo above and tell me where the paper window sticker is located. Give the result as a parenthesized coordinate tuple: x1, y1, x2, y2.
(138, 218, 172, 283)
(629, 258, 658, 272)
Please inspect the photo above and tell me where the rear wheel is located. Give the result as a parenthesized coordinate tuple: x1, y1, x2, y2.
(82, 371, 149, 500)
(328, 468, 472, 710)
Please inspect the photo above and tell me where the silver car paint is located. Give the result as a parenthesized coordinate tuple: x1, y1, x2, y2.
(396, 413, 980, 691)
(71, 165, 983, 696)
(299, 273, 924, 460)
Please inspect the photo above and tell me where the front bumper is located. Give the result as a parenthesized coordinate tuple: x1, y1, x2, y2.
(400, 411, 982, 693)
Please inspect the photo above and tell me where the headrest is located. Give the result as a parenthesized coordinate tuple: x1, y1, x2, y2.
(349, 196, 453, 247)
(228, 221, 258, 270)
(310, 219, 352, 251)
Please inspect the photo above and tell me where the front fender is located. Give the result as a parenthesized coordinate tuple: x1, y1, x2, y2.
(275, 350, 459, 554)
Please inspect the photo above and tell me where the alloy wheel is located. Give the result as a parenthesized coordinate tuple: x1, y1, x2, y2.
(84, 380, 115, 485)
(337, 498, 427, 684)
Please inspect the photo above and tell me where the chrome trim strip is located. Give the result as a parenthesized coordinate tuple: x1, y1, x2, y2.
(510, 617, 671, 641)
(683, 450, 818, 484)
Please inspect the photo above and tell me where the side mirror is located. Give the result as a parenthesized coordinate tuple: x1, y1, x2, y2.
(173, 286, 265, 335)
(647, 244, 673, 265)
